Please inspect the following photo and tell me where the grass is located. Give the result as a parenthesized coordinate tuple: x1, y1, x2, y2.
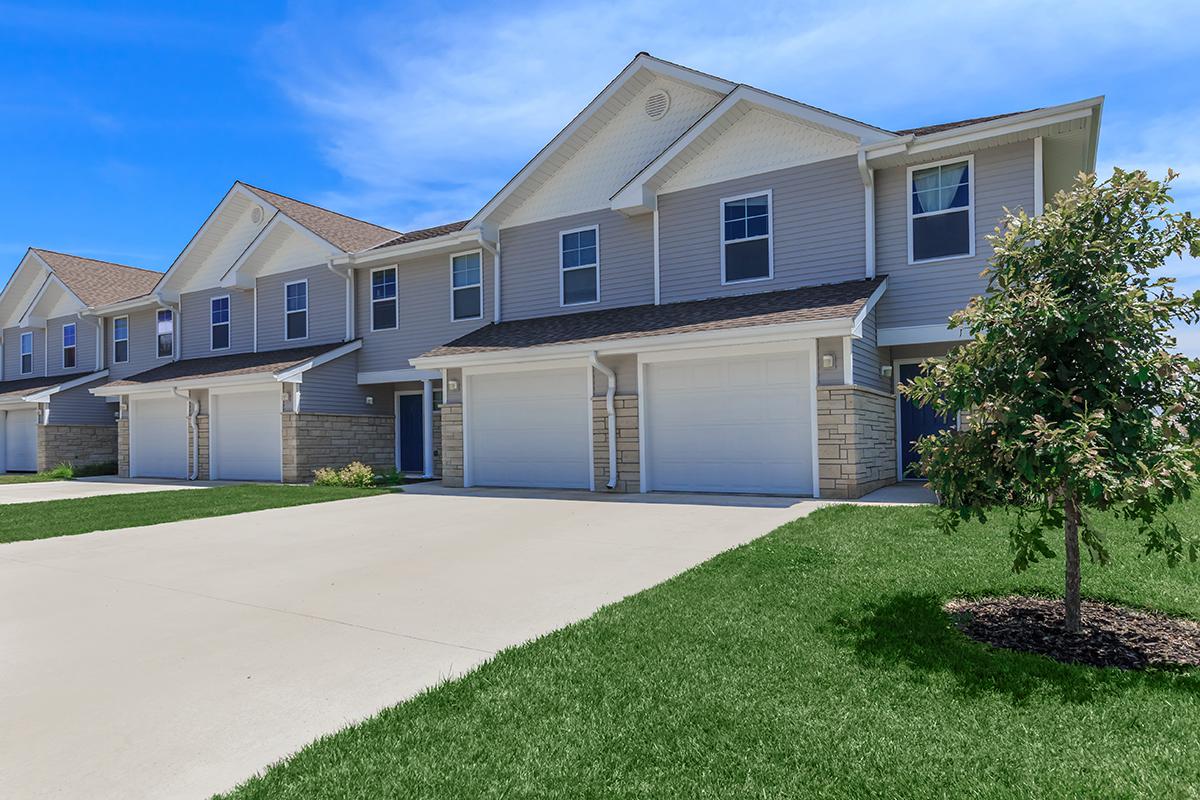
(0, 461, 118, 485)
(0, 484, 383, 544)
(220, 497, 1200, 800)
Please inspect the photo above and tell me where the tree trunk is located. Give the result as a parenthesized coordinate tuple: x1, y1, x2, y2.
(1062, 487, 1082, 633)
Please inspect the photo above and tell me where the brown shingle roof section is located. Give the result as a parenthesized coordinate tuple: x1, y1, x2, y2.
(240, 184, 400, 253)
(895, 109, 1038, 137)
(422, 277, 884, 358)
(31, 249, 162, 306)
(373, 220, 469, 250)
(97, 342, 356, 390)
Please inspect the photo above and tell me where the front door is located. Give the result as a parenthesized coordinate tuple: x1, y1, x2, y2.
(897, 362, 955, 479)
(397, 394, 424, 474)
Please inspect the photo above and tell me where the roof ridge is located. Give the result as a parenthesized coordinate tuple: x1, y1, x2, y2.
(29, 247, 162, 275)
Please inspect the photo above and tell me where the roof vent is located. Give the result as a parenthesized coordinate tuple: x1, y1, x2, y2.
(250, 205, 264, 225)
(645, 90, 671, 121)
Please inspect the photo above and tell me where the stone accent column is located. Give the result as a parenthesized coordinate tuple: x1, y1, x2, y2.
(37, 424, 118, 472)
(439, 403, 463, 487)
(592, 395, 640, 493)
(432, 409, 443, 477)
(117, 415, 130, 478)
(817, 385, 897, 499)
(191, 414, 209, 480)
(282, 412, 395, 483)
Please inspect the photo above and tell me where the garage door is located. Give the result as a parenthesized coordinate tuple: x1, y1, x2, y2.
(644, 350, 813, 495)
(4, 408, 38, 472)
(210, 387, 282, 481)
(466, 367, 590, 489)
(131, 395, 189, 479)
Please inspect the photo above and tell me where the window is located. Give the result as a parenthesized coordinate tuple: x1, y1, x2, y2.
(560, 227, 598, 306)
(451, 251, 483, 320)
(371, 268, 398, 331)
(909, 157, 973, 262)
(211, 296, 230, 350)
(62, 323, 76, 369)
(113, 316, 129, 364)
(721, 191, 772, 283)
(19, 331, 32, 374)
(285, 280, 308, 341)
(156, 309, 174, 359)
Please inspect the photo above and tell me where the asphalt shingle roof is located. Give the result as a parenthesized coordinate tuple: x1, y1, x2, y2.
(372, 221, 469, 250)
(97, 342, 356, 390)
(894, 109, 1037, 137)
(31, 249, 162, 307)
(422, 277, 884, 358)
(240, 184, 401, 253)
(0, 373, 98, 401)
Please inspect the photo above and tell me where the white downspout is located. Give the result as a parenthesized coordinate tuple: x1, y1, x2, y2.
(652, 208, 661, 305)
(857, 149, 876, 280)
(173, 387, 198, 481)
(479, 238, 501, 323)
(327, 260, 354, 341)
(589, 351, 617, 490)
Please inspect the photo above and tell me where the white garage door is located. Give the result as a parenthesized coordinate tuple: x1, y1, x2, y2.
(210, 388, 282, 481)
(644, 350, 813, 495)
(4, 408, 38, 472)
(131, 395, 189, 479)
(467, 367, 590, 489)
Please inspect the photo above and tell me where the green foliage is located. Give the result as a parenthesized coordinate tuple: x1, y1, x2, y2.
(313, 461, 378, 489)
(374, 468, 404, 487)
(903, 169, 1200, 571)
(43, 463, 76, 480)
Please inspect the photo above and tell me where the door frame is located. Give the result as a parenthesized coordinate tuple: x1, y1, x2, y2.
(209, 383, 283, 481)
(636, 339, 819, 496)
(393, 390, 423, 475)
(893, 357, 961, 481)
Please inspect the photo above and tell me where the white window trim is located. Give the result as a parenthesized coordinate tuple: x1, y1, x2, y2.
(113, 316, 129, 364)
(19, 330, 33, 374)
(210, 295, 231, 351)
(906, 154, 976, 265)
(62, 322, 77, 369)
(559, 225, 600, 307)
(155, 308, 175, 360)
(370, 266, 399, 332)
(720, 189, 774, 286)
(284, 279, 309, 341)
(450, 249, 484, 322)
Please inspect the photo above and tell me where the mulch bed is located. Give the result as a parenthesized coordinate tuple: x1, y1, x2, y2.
(944, 596, 1200, 670)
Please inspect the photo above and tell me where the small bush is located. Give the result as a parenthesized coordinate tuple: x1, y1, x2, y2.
(44, 463, 75, 480)
(375, 468, 404, 487)
(312, 462, 377, 488)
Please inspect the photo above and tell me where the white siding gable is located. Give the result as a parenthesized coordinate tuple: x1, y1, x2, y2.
(235, 223, 337, 281)
(658, 107, 859, 195)
(502, 76, 722, 227)
(175, 195, 271, 294)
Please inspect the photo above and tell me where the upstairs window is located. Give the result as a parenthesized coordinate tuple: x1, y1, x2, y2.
(909, 157, 973, 262)
(285, 280, 308, 341)
(722, 192, 772, 283)
(371, 268, 398, 331)
(560, 227, 598, 306)
(211, 296, 230, 350)
(451, 252, 482, 320)
(62, 322, 76, 369)
(19, 331, 32, 374)
(113, 316, 129, 364)
(156, 309, 174, 359)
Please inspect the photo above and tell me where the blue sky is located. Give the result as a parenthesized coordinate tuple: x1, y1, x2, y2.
(2, 0, 1198, 352)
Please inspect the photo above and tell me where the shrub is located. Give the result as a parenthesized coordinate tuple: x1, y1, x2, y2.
(312, 462, 377, 488)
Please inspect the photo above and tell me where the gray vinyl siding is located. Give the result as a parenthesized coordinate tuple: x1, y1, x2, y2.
(3, 325, 45, 378)
(105, 308, 166, 381)
(180, 287, 254, 359)
(48, 378, 117, 426)
(658, 156, 866, 303)
(46, 315, 98, 377)
(874, 140, 1035, 331)
(852, 309, 889, 393)
(256, 265, 347, 352)
(816, 337, 844, 385)
(298, 351, 390, 415)
(499, 209, 653, 321)
(356, 250, 495, 374)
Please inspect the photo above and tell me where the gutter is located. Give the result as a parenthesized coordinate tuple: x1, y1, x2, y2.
(478, 238, 501, 322)
(589, 351, 618, 490)
(327, 260, 355, 340)
(173, 387, 199, 481)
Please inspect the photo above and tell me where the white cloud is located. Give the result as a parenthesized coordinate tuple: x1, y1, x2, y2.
(258, 0, 1200, 230)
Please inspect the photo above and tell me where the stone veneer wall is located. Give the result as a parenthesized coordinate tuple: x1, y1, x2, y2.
(432, 409, 442, 477)
(38, 424, 118, 472)
(817, 385, 897, 499)
(439, 404, 463, 487)
(190, 414, 209, 480)
(281, 412, 395, 483)
(117, 416, 129, 478)
(592, 395, 640, 493)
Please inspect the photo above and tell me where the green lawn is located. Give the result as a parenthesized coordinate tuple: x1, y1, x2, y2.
(0, 472, 65, 485)
(220, 498, 1200, 800)
(0, 485, 383, 544)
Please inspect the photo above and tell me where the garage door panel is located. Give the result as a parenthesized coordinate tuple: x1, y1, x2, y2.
(131, 396, 188, 479)
(5, 409, 38, 472)
(211, 389, 281, 481)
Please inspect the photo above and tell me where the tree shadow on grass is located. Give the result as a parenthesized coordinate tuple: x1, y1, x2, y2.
(833, 592, 1200, 705)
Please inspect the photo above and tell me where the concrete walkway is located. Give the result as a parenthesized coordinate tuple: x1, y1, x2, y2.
(0, 476, 217, 505)
(0, 490, 819, 800)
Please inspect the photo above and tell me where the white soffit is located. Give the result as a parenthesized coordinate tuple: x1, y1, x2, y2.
(163, 187, 274, 295)
(657, 104, 859, 195)
(223, 217, 337, 286)
(0, 252, 52, 330)
(24, 277, 82, 324)
(499, 72, 724, 228)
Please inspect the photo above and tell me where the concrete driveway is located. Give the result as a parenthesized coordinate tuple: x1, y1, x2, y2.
(0, 488, 818, 799)
(0, 476, 215, 505)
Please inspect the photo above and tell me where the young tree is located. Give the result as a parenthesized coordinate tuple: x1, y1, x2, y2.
(903, 169, 1200, 632)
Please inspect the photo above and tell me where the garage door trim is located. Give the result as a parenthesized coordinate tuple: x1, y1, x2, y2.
(209, 383, 283, 482)
(636, 340, 819, 497)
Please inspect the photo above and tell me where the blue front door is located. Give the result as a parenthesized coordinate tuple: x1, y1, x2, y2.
(397, 394, 424, 473)
(897, 362, 955, 479)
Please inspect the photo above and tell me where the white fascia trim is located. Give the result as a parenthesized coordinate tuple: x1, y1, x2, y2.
(335, 229, 483, 266)
(92, 371, 281, 399)
(357, 368, 442, 385)
(18, 273, 84, 328)
(22, 369, 110, 403)
(0, 250, 53, 330)
(877, 323, 969, 346)
(412, 317, 856, 371)
(83, 294, 161, 317)
(850, 278, 888, 337)
(273, 339, 363, 382)
(158, 183, 272, 294)
(220, 213, 342, 288)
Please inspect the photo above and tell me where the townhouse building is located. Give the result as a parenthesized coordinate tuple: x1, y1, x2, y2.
(0, 53, 1102, 498)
